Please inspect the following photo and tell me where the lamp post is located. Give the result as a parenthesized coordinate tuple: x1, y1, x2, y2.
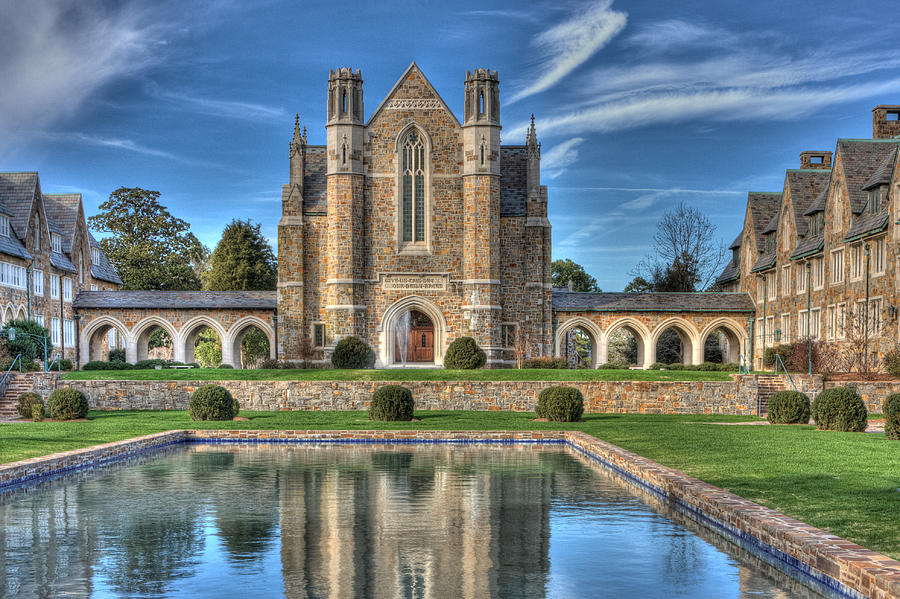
(806, 261, 812, 375)
(864, 242, 871, 372)
(2, 326, 50, 370)
(747, 317, 754, 373)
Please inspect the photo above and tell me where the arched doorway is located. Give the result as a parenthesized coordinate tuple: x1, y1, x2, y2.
(379, 296, 447, 367)
(395, 309, 434, 364)
(554, 317, 601, 369)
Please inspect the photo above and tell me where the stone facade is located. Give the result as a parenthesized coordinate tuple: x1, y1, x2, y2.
(277, 64, 552, 367)
(718, 105, 900, 370)
(0, 174, 122, 363)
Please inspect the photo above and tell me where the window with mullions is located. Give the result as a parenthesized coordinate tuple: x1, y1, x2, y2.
(400, 130, 426, 244)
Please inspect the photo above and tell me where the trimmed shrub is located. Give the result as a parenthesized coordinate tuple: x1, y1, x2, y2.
(521, 357, 568, 369)
(697, 362, 720, 371)
(17, 392, 42, 419)
(189, 385, 236, 421)
(812, 387, 867, 432)
(82, 360, 132, 371)
(58, 359, 73, 371)
(443, 337, 486, 370)
(187, 362, 200, 368)
(22, 360, 40, 372)
(369, 385, 414, 421)
(47, 388, 89, 420)
(32, 402, 44, 422)
(217, 363, 234, 369)
(767, 391, 811, 424)
(885, 348, 900, 378)
(134, 359, 171, 370)
(536, 386, 584, 422)
(597, 361, 629, 370)
(331, 336, 376, 369)
(723, 362, 740, 372)
(884, 393, 900, 440)
(648, 362, 667, 370)
(108, 348, 126, 363)
(666, 363, 685, 370)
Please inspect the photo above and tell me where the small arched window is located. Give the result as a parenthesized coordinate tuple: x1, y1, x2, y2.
(400, 129, 426, 244)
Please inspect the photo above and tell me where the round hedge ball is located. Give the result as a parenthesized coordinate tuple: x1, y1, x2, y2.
(47, 388, 89, 420)
(812, 387, 867, 432)
(536, 386, 584, 422)
(332, 336, 376, 369)
(370, 385, 414, 421)
(17, 392, 42, 419)
(883, 393, 900, 441)
(767, 390, 811, 424)
(189, 384, 237, 421)
(443, 337, 486, 370)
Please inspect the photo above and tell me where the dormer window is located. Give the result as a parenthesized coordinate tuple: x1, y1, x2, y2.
(51, 233, 61, 253)
(732, 247, 740, 267)
(91, 247, 101, 264)
(765, 234, 775, 253)
(809, 213, 823, 236)
(867, 188, 882, 214)
(0, 215, 9, 238)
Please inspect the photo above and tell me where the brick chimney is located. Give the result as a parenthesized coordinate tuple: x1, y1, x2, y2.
(800, 151, 832, 170)
(872, 105, 900, 139)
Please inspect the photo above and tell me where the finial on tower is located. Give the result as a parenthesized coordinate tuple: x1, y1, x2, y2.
(526, 113, 540, 159)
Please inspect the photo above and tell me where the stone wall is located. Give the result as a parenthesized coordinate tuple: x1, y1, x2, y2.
(33, 374, 756, 415)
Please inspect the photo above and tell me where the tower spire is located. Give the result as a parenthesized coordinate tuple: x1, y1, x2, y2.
(290, 113, 307, 157)
(526, 113, 540, 159)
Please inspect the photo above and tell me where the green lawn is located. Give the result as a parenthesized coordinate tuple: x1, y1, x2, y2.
(61, 367, 738, 382)
(1, 410, 897, 560)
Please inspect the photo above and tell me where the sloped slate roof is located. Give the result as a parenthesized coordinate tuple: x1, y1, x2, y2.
(762, 210, 779, 234)
(73, 290, 277, 310)
(43, 194, 80, 252)
(748, 192, 781, 250)
(299, 145, 532, 216)
(786, 169, 830, 237)
(836, 139, 899, 214)
(302, 146, 327, 213)
(861, 147, 896, 190)
(0, 172, 36, 236)
(791, 233, 824, 259)
(552, 290, 755, 312)
(751, 250, 776, 273)
(715, 262, 740, 285)
(804, 185, 829, 215)
(845, 209, 890, 241)
(50, 251, 76, 272)
(500, 146, 527, 215)
(728, 231, 742, 249)
(0, 234, 31, 260)
(88, 232, 124, 285)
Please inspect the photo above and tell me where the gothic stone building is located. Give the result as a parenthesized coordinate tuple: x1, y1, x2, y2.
(277, 63, 552, 367)
(0, 173, 122, 361)
(717, 105, 900, 370)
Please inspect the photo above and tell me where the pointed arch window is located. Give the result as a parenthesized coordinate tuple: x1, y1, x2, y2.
(401, 130, 426, 244)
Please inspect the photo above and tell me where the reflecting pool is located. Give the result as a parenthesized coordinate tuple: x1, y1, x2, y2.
(0, 444, 830, 598)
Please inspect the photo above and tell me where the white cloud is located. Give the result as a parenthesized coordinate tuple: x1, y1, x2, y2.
(65, 134, 182, 160)
(542, 137, 585, 179)
(149, 87, 287, 122)
(508, 1, 627, 104)
(626, 19, 735, 50)
(0, 2, 167, 153)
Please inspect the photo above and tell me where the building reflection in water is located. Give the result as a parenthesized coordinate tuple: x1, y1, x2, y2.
(0, 444, 828, 598)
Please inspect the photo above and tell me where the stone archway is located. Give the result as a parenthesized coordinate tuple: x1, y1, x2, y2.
(650, 317, 701, 365)
(128, 316, 178, 363)
(177, 316, 228, 367)
(379, 296, 447, 367)
(603, 318, 652, 368)
(79, 315, 128, 365)
(226, 316, 276, 369)
(699, 318, 747, 364)
(554, 317, 602, 368)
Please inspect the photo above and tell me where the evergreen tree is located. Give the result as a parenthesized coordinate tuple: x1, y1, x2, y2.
(551, 259, 600, 292)
(88, 188, 205, 290)
(203, 219, 277, 291)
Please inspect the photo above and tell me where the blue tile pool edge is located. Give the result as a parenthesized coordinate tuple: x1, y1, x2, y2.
(0, 430, 879, 599)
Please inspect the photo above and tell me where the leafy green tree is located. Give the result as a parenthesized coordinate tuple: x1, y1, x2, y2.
(203, 219, 277, 291)
(88, 187, 205, 290)
(624, 276, 652, 292)
(551, 259, 600, 292)
(1, 320, 50, 362)
(194, 328, 222, 368)
(240, 328, 270, 368)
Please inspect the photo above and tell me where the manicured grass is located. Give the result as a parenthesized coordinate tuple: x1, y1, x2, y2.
(1, 410, 897, 559)
(61, 367, 738, 382)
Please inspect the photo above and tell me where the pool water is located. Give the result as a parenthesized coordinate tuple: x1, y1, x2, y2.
(0, 444, 830, 598)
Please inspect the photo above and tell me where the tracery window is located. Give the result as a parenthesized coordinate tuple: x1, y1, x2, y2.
(400, 130, 426, 244)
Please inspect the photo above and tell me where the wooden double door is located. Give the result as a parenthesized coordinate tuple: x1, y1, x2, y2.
(396, 310, 434, 363)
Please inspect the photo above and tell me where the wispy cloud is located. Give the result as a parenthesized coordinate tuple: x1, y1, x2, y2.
(148, 86, 287, 122)
(0, 1, 168, 154)
(508, 1, 627, 104)
(66, 134, 182, 160)
(542, 137, 585, 178)
(460, 9, 539, 22)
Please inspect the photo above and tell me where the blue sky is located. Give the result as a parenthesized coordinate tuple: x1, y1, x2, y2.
(3, 0, 899, 291)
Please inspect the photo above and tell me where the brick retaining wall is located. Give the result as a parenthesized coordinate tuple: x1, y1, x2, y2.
(32, 376, 757, 414)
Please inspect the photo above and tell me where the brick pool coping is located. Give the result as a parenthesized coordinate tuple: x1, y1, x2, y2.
(0, 430, 897, 599)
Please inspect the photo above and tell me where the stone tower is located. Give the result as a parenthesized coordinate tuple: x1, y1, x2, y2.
(325, 68, 366, 346)
(277, 114, 308, 356)
(461, 69, 503, 361)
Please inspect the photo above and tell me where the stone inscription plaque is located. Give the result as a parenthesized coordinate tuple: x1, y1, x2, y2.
(382, 274, 448, 292)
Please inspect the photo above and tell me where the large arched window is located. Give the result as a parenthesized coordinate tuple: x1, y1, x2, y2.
(401, 130, 426, 243)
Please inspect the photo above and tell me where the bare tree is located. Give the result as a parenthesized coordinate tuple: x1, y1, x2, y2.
(631, 202, 726, 292)
(513, 328, 531, 369)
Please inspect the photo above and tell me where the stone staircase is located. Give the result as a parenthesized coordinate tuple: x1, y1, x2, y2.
(756, 374, 787, 416)
(0, 373, 38, 418)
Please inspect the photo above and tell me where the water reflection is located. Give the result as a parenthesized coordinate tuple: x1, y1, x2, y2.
(0, 444, 830, 598)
